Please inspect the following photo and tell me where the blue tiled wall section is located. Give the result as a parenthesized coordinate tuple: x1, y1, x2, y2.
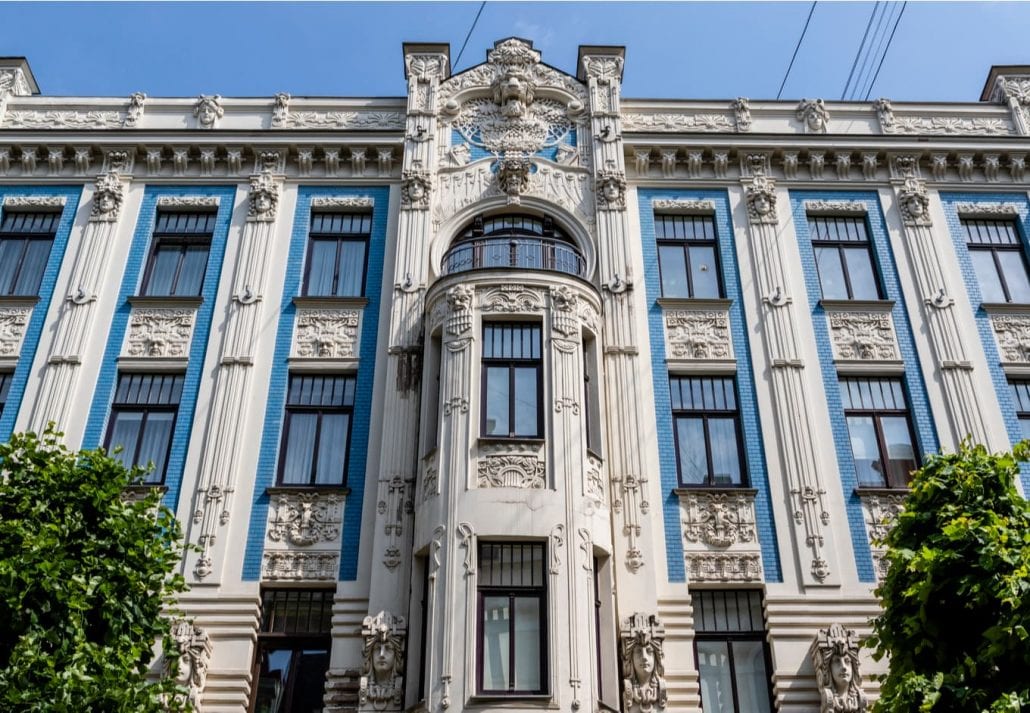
(0, 186, 82, 441)
(81, 186, 236, 511)
(638, 189, 782, 584)
(242, 186, 389, 581)
(790, 190, 940, 583)
(940, 192, 1030, 492)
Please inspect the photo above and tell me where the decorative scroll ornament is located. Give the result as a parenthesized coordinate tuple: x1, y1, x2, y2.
(90, 170, 124, 222)
(495, 155, 531, 204)
(247, 171, 279, 222)
(165, 619, 211, 710)
(897, 175, 932, 227)
(125, 308, 194, 358)
(813, 623, 868, 713)
(293, 310, 360, 358)
(621, 613, 668, 713)
(193, 95, 224, 128)
(797, 98, 830, 133)
(445, 284, 473, 336)
(267, 491, 343, 546)
(0, 307, 30, 356)
(682, 492, 756, 548)
(360, 611, 406, 710)
(478, 455, 545, 489)
(733, 97, 752, 131)
(665, 311, 731, 360)
(828, 312, 898, 361)
(550, 285, 579, 337)
(991, 314, 1030, 363)
(124, 91, 146, 127)
(596, 169, 627, 211)
(401, 169, 432, 209)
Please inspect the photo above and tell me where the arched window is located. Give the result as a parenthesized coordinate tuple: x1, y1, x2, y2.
(442, 214, 585, 277)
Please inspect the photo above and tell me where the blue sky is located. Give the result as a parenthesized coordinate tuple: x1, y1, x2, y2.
(1, 2, 1027, 102)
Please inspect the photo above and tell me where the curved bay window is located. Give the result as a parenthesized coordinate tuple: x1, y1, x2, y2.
(442, 214, 585, 278)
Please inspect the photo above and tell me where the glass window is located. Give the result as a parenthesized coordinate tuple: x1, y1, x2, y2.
(482, 324, 542, 439)
(963, 218, 1030, 304)
(442, 213, 585, 278)
(103, 373, 184, 484)
(841, 378, 918, 488)
(141, 211, 216, 297)
(809, 216, 881, 300)
(303, 212, 371, 297)
(251, 589, 333, 713)
(0, 210, 60, 296)
(693, 590, 772, 713)
(278, 375, 356, 486)
(0, 371, 12, 417)
(670, 376, 745, 487)
(1009, 380, 1030, 441)
(477, 542, 547, 695)
(656, 214, 722, 298)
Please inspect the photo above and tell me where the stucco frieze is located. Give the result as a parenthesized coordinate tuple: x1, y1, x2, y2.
(803, 199, 867, 215)
(621, 111, 734, 132)
(0, 306, 31, 357)
(123, 307, 195, 359)
(990, 313, 1030, 364)
(664, 309, 733, 361)
(953, 201, 1021, 218)
(685, 552, 762, 582)
(292, 309, 361, 359)
(827, 311, 899, 362)
(477, 454, 546, 489)
(266, 490, 344, 547)
(877, 98, 1013, 135)
(261, 550, 339, 580)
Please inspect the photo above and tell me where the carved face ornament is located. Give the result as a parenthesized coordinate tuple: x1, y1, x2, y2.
(830, 653, 852, 693)
(372, 641, 396, 681)
(632, 644, 656, 683)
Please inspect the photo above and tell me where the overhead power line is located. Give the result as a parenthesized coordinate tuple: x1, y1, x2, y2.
(454, 1, 487, 71)
(848, 2, 891, 101)
(864, 2, 907, 100)
(777, 1, 818, 100)
(840, 4, 879, 100)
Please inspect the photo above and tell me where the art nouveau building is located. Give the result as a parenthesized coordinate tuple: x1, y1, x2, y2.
(1, 38, 1029, 713)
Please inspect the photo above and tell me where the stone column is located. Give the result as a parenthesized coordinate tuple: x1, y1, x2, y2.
(30, 151, 131, 434)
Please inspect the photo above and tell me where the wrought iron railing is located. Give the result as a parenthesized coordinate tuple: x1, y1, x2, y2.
(441, 237, 586, 278)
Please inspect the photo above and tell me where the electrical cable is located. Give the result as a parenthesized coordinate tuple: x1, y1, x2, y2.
(857, 2, 900, 100)
(849, 2, 891, 101)
(841, 3, 879, 100)
(454, 1, 487, 71)
(863, 1, 907, 100)
(776, 1, 818, 100)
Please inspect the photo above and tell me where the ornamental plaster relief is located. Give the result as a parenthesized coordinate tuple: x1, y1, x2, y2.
(858, 492, 905, 582)
(876, 98, 1012, 135)
(0, 306, 31, 357)
(651, 198, 716, 214)
(266, 490, 343, 546)
(292, 309, 361, 359)
(685, 552, 762, 582)
(477, 454, 546, 489)
(478, 283, 545, 314)
(261, 551, 339, 580)
(359, 611, 406, 711)
(621, 111, 734, 132)
(680, 490, 764, 584)
(954, 201, 1021, 219)
(165, 619, 211, 710)
(664, 309, 733, 361)
(123, 307, 195, 359)
(2, 109, 122, 129)
(990, 314, 1030, 364)
(3, 195, 66, 208)
(620, 613, 668, 713)
(827, 311, 900, 362)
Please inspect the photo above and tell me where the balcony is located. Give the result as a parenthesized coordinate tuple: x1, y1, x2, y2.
(441, 236, 586, 278)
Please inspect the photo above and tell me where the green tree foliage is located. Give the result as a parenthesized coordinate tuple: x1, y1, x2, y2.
(0, 428, 190, 711)
(868, 441, 1030, 713)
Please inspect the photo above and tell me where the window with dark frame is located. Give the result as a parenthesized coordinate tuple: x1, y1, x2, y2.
(670, 376, 746, 487)
(963, 217, 1030, 304)
(103, 373, 184, 484)
(841, 377, 918, 489)
(809, 215, 882, 301)
(477, 542, 547, 695)
(1009, 380, 1030, 441)
(482, 323, 542, 439)
(693, 590, 773, 713)
(303, 211, 371, 297)
(0, 371, 12, 417)
(0, 210, 60, 297)
(442, 213, 585, 278)
(250, 589, 333, 713)
(655, 213, 722, 299)
(141, 211, 216, 297)
(278, 374, 356, 486)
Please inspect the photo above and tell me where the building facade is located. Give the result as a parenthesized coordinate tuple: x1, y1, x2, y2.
(1, 37, 1029, 713)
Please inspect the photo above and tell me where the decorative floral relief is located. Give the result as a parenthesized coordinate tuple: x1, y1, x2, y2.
(665, 310, 731, 360)
(156, 196, 219, 208)
(3, 110, 122, 129)
(0, 307, 31, 356)
(883, 113, 1011, 136)
(651, 198, 715, 213)
(124, 308, 195, 358)
(3, 195, 66, 208)
(311, 195, 374, 209)
(991, 314, 1030, 363)
(681, 491, 757, 548)
(860, 492, 905, 544)
(828, 311, 898, 361)
(954, 201, 1021, 218)
(277, 110, 405, 130)
(261, 551, 338, 580)
(267, 491, 343, 546)
(293, 310, 360, 359)
(621, 112, 734, 132)
(479, 284, 544, 314)
(586, 454, 605, 504)
(477, 455, 545, 489)
(454, 95, 572, 154)
(685, 552, 762, 582)
(803, 200, 866, 215)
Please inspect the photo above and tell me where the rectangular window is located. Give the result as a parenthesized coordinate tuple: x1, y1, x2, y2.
(0, 210, 59, 296)
(1009, 380, 1030, 441)
(0, 371, 12, 417)
(963, 218, 1030, 304)
(251, 589, 332, 713)
(670, 376, 745, 487)
(103, 373, 184, 484)
(693, 590, 773, 713)
(303, 212, 371, 297)
(809, 215, 882, 300)
(482, 324, 542, 439)
(477, 542, 547, 695)
(141, 211, 216, 297)
(841, 377, 918, 488)
(655, 214, 722, 299)
(278, 374, 356, 486)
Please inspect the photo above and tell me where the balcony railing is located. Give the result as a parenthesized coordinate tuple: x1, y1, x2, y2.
(441, 237, 586, 278)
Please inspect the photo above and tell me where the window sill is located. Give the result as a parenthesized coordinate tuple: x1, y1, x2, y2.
(478, 436, 546, 448)
(466, 694, 555, 709)
(657, 297, 731, 309)
(116, 356, 189, 372)
(674, 486, 757, 498)
(854, 486, 910, 497)
(980, 302, 1030, 315)
(293, 295, 369, 309)
(819, 298, 894, 312)
(128, 295, 203, 308)
(267, 485, 352, 496)
(0, 294, 39, 305)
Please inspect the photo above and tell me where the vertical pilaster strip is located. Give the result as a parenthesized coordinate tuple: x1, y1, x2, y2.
(738, 154, 838, 588)
(30, 161, 129, 434)
(889, 156, 995, 446)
